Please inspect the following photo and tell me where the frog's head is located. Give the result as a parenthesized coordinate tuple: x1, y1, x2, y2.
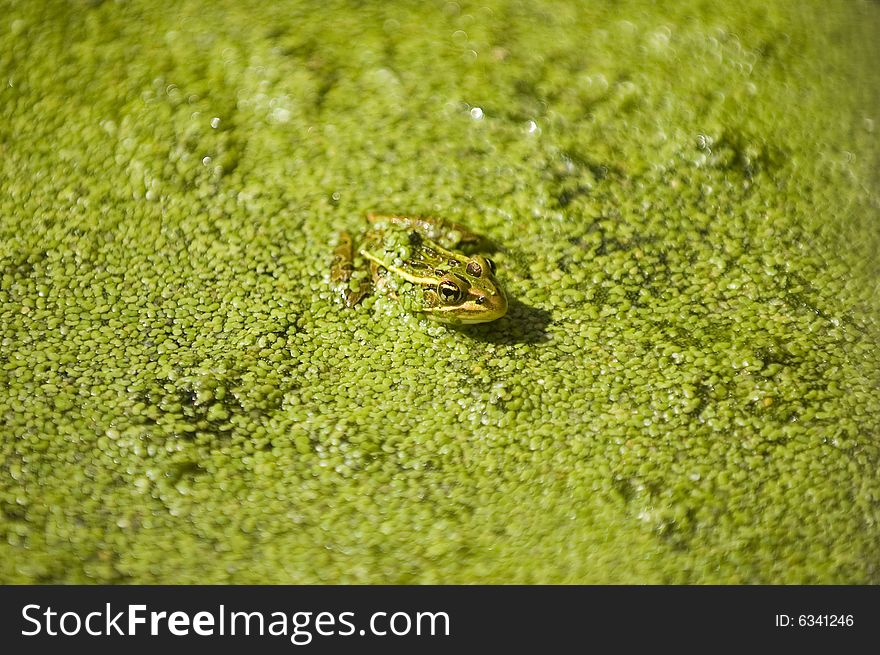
(423, 255, 507, 324)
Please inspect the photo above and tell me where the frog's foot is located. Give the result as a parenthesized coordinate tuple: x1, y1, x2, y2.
(331, 231, 369, 307)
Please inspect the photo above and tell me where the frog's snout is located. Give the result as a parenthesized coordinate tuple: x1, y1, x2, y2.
(469, 287, 508, 324)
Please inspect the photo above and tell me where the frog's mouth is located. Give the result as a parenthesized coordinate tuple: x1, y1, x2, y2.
(428, 288, 508, 324)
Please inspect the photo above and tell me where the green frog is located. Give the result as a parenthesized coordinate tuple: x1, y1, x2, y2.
(331, 213, 507, 325)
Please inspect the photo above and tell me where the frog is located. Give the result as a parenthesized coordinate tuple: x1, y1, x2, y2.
(331, 213, 507, 325)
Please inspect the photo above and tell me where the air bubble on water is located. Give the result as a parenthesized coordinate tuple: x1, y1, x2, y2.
(202, 156, 212, 166)
(470, 107, 484, 120)
(452, 30, 468, 46)
(211, 117, 220, 129)
(618, 20, 636, 34)
(584, 73, 609, 92)
(648, 26, 671, 50)
(526, 120, 540, 136)
(271, 107, 291, 123)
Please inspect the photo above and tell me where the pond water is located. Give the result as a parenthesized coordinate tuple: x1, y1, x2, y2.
(1, 0, 878, 583)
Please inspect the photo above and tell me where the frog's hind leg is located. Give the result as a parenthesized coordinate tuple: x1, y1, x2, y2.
(331, 231, 370, 307)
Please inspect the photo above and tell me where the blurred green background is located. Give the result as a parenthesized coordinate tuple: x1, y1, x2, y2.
(1, 0, 878, 583)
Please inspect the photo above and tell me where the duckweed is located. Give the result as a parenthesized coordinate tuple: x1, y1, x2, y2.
(1, 0, 879, 583)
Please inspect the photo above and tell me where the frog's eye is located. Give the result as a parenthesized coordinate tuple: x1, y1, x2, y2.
(466, 261, 483, 277)
(438, 280, 464, 304)
(485, 258, 496, 275)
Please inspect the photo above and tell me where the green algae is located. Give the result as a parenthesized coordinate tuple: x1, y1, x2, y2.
(1, 0, 879, 583)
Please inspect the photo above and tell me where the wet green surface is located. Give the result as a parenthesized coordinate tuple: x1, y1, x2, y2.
(1, 0, 879, 583)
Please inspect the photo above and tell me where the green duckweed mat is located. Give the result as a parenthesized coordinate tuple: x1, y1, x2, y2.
(1, 0, 879, 583)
